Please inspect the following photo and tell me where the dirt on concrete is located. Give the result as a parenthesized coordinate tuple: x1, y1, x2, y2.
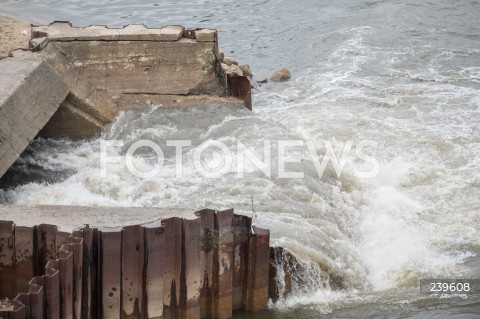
(0, 16, 31, 58)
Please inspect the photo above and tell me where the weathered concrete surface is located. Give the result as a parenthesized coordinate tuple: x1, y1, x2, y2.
(0, 16, 31, 58)
(31, 22, 234, 113)
(0, 53, 69, 179)
(48, 39, 224, 100)
(33, 23, 184, 42)
(0, 21, 251, 179)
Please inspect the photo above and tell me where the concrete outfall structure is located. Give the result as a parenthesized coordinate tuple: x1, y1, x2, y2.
(0, 21, 253, 179)
(0, 208, 276, 319)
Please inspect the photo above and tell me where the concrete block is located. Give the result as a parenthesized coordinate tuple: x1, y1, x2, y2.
(158, 25, 184, 41)
(39, 100, 104, 138)
(194, 29, 216, 42)
(0, 57, 69, 178)
(29, 37, 49, 51)
(33, 22, 184, 42)
(68, 90, 117, 124)
(51, 40, 223, 98)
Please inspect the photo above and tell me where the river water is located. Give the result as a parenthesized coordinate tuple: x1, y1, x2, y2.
(1, 0, 479, 317)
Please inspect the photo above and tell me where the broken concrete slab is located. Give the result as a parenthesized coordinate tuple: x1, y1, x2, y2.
(0, 54, 69, 179)
(38, 99, 105, 138)
(33, 22, 184, 42)
(194, 29, 216, 42)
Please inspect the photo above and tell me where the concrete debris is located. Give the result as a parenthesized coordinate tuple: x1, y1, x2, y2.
(225, 64, 244, 77)
(270, 67, 291, 82)
(239, 64, 253, 78)
(223, 56, 238, 66)
(32, 22, 185, 42)
(194, 28, 216, 42)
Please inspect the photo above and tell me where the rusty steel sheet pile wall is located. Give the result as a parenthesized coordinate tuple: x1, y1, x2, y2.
(0, 209, 272, 319)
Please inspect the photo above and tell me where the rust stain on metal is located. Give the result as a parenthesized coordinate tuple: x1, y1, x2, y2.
(215, 210, 234, 319)
(14, 227, 35, 296)
(198, 209, 215, 319)
(45, 260, 61, 319)
(121, 225, 144, 319)
(144, 223, 165, 319)
(228, 76, 252, 111)
(163, 218, 183, 319)
(0, 209, 275, 319)
(0, 221, 16, 299)
(99, 229, 122, 319)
